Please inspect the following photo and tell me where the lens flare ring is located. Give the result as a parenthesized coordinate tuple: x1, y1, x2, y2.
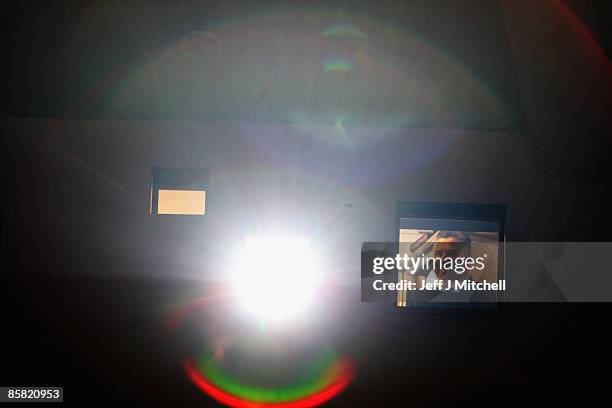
(166, 290, 355, 407)
(184, 358, 355, 408)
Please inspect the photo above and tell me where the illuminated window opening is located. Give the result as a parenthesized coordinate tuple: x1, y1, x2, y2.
(150, 167, 209, 216)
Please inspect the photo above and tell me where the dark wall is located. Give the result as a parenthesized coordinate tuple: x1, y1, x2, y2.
(1, 119, 610, 406)
(2, 118, 610, 284)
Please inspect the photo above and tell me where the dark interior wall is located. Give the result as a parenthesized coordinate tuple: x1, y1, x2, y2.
(1, 3, 611, 405)
(3, 1, 611, 282)
(2, 119, 608, 405)
(1, 1, 526, 133)
(2, 118, 611, 284)
(501, 0, 612, 183)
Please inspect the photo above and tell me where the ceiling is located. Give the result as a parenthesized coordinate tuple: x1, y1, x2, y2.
(3, 0, 528, 132)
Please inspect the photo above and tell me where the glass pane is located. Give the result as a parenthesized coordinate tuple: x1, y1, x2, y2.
(157, 189, 206, 215)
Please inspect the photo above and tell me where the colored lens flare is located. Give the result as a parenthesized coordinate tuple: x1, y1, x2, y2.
(185, 356, 355, 408)
(166, 289, 355, 407)
(321, 23, 367, 39)
(199, 350, 337, 402)
(324, 59, 353, 72)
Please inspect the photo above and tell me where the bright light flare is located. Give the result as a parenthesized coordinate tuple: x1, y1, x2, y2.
(233, 237, 318, 323)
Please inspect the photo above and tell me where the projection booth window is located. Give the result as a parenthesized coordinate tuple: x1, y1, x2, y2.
(150, 167, 209, 216)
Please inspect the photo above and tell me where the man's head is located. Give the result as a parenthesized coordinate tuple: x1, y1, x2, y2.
(433, 232, 471, 279)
